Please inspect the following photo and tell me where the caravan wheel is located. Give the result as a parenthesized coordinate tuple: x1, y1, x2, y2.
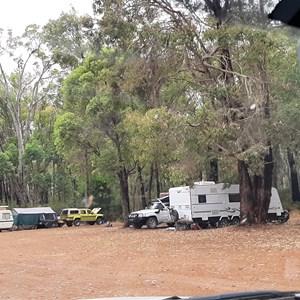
(231, 217, 240, 225)
(218, 218, 229, 228)
(198, 223, 209, 229)
(210, 222, 217, 228)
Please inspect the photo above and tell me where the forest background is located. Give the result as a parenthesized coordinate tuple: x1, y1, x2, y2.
(0, 0, 300, 225)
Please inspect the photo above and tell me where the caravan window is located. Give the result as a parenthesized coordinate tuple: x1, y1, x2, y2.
(229, 194, 240, 202)
(198, 195, 206, 203)
(2, 213, 11, 220)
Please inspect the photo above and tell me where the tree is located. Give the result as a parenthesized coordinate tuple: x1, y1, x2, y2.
(0, 26, 59, 205)
(58, 49, 139, 226)
(42, 8, 95, 69)
(136, 0, 296, 224)
(271, 38, 300, 202)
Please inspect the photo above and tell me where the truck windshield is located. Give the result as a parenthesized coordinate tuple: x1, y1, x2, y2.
(148, 202, 163, 210)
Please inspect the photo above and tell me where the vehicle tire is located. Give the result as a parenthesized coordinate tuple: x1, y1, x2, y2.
(231, 217, 240, 225)
(58, 222, 64, 227)
(198, 223, 209, 229)
(146, 217, 158, 229)
(73, 219, 81, 226)
(96, 217, 104, 225)
(277, 210, 289, 223)
(88, 221, 95, 225)
(170, 210, 179, 223)
(66, 221, 73, 227)
(210, 222, 217, 228)
(218, 218, 229, 228)
(133, 223, 143, 229)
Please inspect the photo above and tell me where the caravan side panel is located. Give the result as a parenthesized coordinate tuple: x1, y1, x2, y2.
(191, 184, 240, 222)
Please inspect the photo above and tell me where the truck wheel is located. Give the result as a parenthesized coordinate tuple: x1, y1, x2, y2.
(133, 223, 143, 229)
(66, 221, 73, 227)
(146, 217, 158, 229)
(218, 218, 229, 228)
(73, 219, 81, 226)
(96, 217, 104, 225)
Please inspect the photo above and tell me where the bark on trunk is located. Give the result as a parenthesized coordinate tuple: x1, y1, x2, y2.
(118, 166, 130, 227)
(259, 146, 274, 223)
(209, 159, 218, 182)
(239, 147, 273, 225)
(287, 149, 300, 202)
(272, 144, 279, 188)
(238, 160, 255, 224)
(154, 163, 160, 198)
(148, 163, 154, 202)
(137, 164, 147, 209)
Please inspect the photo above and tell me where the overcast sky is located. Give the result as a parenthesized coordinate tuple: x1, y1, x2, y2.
(0, 0, 94, 35)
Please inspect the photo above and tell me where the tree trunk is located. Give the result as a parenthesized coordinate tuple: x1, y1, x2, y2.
(238, 160, 255, 224)
(209, 159, 218, 182)
(154, 163, 160, 198)
(272, 144, 279, 188)
(259, 146, 274, 223)
(118, 166, 130, 227)
(148, 163, 154, 202)
(239, 146, 273, 225)
(287, 149, 300, 202)
(137, 164, 147, 209)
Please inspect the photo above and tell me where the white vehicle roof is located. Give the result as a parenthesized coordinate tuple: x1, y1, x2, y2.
(12, 207, 55, 215)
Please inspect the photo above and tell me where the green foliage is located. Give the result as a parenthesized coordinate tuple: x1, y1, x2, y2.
(89, 174, 122, 220)
(54, 112, 85, 156)
(0, 153, 14, 178)
(43, 8, 94, 68)
(124, 108, 178, 165)
(4, 143, 18, 168)
(23, 140, 45, 164)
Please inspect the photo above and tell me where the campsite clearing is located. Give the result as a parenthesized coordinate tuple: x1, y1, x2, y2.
(0, 212, 300, 300)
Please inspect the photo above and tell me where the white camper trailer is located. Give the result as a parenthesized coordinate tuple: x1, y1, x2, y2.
(0, 206, 14, 231)
(169, 182, 289, 228)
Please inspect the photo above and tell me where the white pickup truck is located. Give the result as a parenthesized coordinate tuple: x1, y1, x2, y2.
(128, 197, 179, 229)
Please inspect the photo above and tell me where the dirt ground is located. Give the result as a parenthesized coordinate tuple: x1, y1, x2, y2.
(1, 212, 300, 300)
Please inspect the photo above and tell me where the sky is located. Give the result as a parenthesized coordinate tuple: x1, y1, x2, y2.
(0, 0, 94, 35)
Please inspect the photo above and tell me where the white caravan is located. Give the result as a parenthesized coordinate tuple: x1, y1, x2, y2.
(0, 206, 14, 231)
(169, 182, 289, 228)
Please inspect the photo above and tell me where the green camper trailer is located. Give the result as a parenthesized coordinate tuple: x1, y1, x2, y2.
(12, 207, 59, 230)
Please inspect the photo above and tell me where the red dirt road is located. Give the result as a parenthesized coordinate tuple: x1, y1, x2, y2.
(1, 213, 300, 300)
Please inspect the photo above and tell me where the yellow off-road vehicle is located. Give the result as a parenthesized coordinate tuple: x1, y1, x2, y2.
(59, 208, 104, 227)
